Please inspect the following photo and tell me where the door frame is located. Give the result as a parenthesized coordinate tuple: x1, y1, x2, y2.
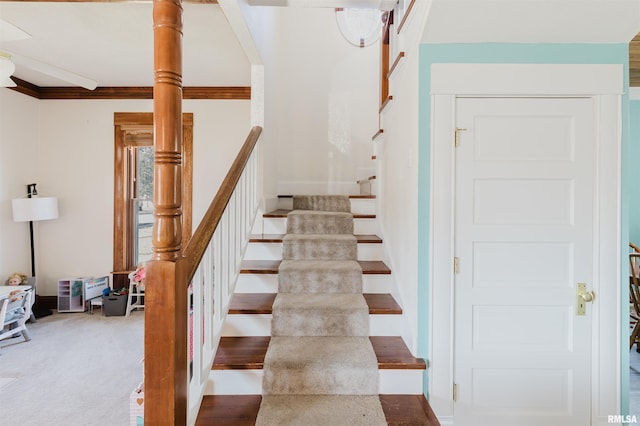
(112, 112, 194, 287)
(428, 63, 622, 425)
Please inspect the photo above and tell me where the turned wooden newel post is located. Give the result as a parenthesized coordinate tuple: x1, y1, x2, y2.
(145, 0, 188, 424)
(152, 4, 183, 258)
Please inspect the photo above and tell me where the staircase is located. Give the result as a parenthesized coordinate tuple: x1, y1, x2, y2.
(196, 195, 438, 425)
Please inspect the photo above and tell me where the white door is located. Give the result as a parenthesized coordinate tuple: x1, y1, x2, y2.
(453, 97, 595, 426)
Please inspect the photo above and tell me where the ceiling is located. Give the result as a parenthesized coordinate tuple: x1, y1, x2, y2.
(422, 1, 640, 44)
(2, 0, 640, 89)
(0, 1, 252, 88)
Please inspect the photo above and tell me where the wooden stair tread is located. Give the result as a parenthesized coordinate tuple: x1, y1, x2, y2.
(213, 336, 270, 370)
(369, 336, 426, 369)
(213, 335, 425, 370)
(196, 394, 439, 425)
(249, 234, 382, 243)
(229, 293, 402, 315)
(380, 394, 441, 425)
(228, 293, 277, 314)
(241, 259, 391, 274)
(364, 293, 403, 314)
(197, 394, 261, 425)
(263, 209, 376, 219)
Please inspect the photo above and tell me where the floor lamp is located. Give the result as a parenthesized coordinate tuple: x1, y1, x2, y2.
(12, 183, 58, 317)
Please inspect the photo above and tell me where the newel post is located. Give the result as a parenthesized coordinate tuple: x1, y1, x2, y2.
(145, 0, 188, 424)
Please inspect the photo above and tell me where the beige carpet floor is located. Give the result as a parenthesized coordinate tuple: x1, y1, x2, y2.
(0, 310, 144, 425)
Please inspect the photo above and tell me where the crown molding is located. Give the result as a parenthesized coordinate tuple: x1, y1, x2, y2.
(9, 77, 250, 100)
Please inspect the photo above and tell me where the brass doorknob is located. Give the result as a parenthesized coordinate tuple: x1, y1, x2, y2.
(580, 291, 595, 303)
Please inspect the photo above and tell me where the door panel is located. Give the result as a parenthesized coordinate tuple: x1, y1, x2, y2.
(454, 97, 594, 426)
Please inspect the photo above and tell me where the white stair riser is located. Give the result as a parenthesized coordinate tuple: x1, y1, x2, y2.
(277, 198, 293, 210)
(206, 369, 263, 395)
(221, 314, 272, 336)
(244, 242, 383, 261)
(236, 274, 279, 293)
(222, 314, 403, 337)
(244, 243, 282, 260)
(236, 274, 391, 294)
(256, 217, 378, 235)
(207, 369, 423, 395)
(350, 198, 376, 215)
(378, 370, 423, 394)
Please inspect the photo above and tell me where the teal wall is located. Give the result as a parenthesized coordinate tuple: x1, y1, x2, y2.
(630, 100, 640, 245)
(417, 43, 631, 413)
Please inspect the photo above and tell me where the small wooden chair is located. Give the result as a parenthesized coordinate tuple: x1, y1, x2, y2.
(126, 279, 145, 317)
(0, 290, 33, 343)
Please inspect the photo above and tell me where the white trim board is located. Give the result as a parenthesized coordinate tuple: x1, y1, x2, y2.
(430, 63, 624, 96)
(428, 63, 621, 425)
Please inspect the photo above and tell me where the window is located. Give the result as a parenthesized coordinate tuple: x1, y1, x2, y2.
(113, 112, 193, 288)
(132, 145, 154, 265)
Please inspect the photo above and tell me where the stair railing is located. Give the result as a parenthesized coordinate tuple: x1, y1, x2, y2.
(183, 126, 262, 423)
(144, 125, 262, 425)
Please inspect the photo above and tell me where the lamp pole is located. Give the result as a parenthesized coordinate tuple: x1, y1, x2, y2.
(27, 183, 37, 277)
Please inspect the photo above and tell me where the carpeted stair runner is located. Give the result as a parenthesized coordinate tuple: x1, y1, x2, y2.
(285, 210, 354, 235)
(256, 195, 386, 426)
(278, 260, 363, 293)
(282, 234, 357, 261)
(292, 195, 352, 213)
(271, 294, 369, 336)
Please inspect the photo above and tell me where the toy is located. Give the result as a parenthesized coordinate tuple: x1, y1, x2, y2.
(7, 272, 28, 286)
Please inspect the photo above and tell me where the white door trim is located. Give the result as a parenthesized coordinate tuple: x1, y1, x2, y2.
(428, 63, 622, 425)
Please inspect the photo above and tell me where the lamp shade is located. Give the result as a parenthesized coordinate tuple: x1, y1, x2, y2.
(12, 197, 59, 222)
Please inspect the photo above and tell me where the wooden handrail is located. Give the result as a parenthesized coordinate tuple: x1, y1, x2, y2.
(387, 51, 405, 79)
(396, 0, 416, 34)
(379, 95, 393, 113)
(182, 126, 262, 280)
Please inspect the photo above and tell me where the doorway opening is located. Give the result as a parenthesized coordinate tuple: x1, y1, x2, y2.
(112, 112, 193, 288)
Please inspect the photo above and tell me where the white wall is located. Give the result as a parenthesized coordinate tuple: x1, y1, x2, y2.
(243, 6, 380, 200)
(377, 3, 431, 352)
(0, 89, 40, 280)
(0, 94, 250, 296)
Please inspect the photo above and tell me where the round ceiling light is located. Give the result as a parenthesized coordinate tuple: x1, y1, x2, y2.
(335, 8, 383, 48)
